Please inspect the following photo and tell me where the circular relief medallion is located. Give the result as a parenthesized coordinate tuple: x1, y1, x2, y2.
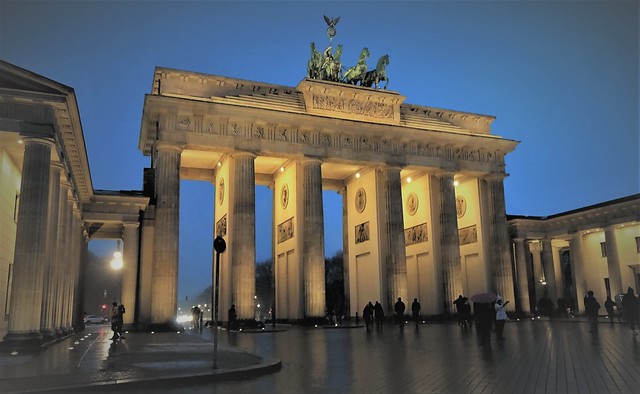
(407, 192, 419, 216)
(218, 178, 225, 206)
(280, 183, 289, 209)
(355, 188, 367, 213)
(456, 195, 467, 218)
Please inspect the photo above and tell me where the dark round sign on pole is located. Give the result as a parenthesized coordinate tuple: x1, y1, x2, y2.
(212, 235, 226, 369)
(213, 236, 226, 253)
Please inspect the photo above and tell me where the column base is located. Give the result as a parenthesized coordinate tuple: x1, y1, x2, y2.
(1, 332, 44, 353)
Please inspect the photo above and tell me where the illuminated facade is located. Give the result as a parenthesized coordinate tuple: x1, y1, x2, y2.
(2, 59, 527, 345)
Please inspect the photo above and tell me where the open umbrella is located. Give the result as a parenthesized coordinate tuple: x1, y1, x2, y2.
(471, 292, 497, 303)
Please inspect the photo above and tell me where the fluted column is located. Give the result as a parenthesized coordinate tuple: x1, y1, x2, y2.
(569, 232, 586, 313)
(529, 242, 544, 303)
(4, 137, 54, 346)
(40, 162, 62, 338)
(300, 159, 326, 318)
(60, 198, 74, 333)
(604, 226, 623, 296)
(121, 223, 139, 325)
(431, 173, 462, 314)
(230, 152, 256, 319)
(73, 228, 89, 330)
(541, 238, 558, 303)
(339, 187, 350, 317)
(378, 166, 407, 311)
(65, 208, 81, 333)
(150, 143, 182, 324)
(480, 174, 515, 307)
(52, 181, 71, 334)
(513, 238, 531, 314)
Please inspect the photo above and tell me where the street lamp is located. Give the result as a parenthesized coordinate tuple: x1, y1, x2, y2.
(109, 240, 123, 302)
(212, 235, 226, 369)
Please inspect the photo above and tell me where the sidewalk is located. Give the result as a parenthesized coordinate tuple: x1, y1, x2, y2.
(0, 325, 280, 393)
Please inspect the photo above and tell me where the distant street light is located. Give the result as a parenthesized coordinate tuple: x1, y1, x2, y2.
(109, 240, 123, 302)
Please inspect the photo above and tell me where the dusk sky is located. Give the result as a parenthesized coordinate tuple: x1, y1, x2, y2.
(2, 1, 638, 303)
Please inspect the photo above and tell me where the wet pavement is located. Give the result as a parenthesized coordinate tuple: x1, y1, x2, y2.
(1, 318, 640, 393)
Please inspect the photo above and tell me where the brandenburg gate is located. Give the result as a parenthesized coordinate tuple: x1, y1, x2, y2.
(138, 65, 518, 324)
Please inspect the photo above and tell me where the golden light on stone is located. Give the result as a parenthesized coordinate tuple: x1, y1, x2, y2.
(355, 172, 360, 179)
(453, 180, 459, 187)
(280, 166, 285, 172)
(407, 177, 412, 183)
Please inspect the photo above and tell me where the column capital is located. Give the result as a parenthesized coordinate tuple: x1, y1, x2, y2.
(481, 172, 509, 182)
(155, 142, 184, 153)
(230, 151, 257, 160)
(22, 136, 55, 148)
(50, 161, 65, 171)
(431, 170, 457, 179)
(298, 156, 323, 165)
(123, 222, 140, 229)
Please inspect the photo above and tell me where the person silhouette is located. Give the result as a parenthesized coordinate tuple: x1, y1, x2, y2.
(411, 298, 421, 327)
(394, 297, 406, 330)
(374, 301, 385, 331)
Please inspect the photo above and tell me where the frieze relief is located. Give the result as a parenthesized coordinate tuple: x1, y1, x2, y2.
(277, 217, 294, 244)
(177, 116, 505, 166)
(312, 94, 394, 119)
(404, 223, 428, 246)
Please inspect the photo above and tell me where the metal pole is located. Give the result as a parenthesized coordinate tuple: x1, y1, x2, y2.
(213, 250, 220, 369)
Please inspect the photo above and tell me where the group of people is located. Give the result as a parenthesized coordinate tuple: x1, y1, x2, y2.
(361, 297, 423, 331)
(586, 287, 639, 336)
(110, 302, 126, 340)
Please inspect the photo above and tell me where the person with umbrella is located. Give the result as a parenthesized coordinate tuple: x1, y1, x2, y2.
(495, 295, 510, 340)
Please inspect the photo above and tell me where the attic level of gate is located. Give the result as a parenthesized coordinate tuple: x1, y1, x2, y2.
(140, 67, 500, 149)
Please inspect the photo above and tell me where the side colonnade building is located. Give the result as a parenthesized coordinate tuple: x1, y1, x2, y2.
(508, 195, 640, 315)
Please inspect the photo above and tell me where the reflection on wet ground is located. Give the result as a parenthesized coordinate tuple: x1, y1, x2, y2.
(109, 320, 640, 394)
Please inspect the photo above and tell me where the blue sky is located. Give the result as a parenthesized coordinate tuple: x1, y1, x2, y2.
(1, 1, 638, 302)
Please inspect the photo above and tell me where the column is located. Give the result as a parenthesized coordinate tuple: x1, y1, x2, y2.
(121, 223, 140, 325)
(53, 181, 71, 334)
(431, 173, 462, 314)
(74, 230, 89, 330)
(229, 152, 256, 319)
(40, 162, 62, 339)
(541, 238, 558, 304)
(480, 174, 515, 307)
(4, 137, 54, 346)
(604, 226, 623, 296)
(569, 232, 586, 313)
(530, 242, 544, 304)
(513, 239, 531, 314)
(150, 143, 182, 324)
(339, 187, 350, 317)
(300, 159, 325, 318)
(60, 198, 74, 333)
(138, 206, 155, 326)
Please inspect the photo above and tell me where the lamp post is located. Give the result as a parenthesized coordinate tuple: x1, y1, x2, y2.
(212, 235, 226, 369)
(109, 240, 123, 302)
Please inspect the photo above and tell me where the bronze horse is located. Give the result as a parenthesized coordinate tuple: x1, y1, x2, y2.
(361, 54, 389, 89)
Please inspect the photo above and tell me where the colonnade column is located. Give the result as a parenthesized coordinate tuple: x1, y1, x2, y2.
(52, 181, 71, 333)
(150, 142, 182, 324)
(59, 197, 74, 333)
(513, 238, 531, 314)
(300, 158, 325, 318)
(73, 229, 89, 330)
(41, 162, 62, 338)
(377, 166, 407, 311)
(604, 226, 623, 296)
(569, 232, 586, 313)
(4, 137, 54, 346)
(480, 174, 515, 305)
(541, 238, 558, 303)
(431, 173, 462, 314)
(121, 223, 140, 325)
(229, 152, 256, 319)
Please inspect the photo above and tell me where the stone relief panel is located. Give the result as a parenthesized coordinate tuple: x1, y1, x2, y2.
(277, 217, 294, 244)
(312, 94, 394, 119)
(456, 195, 467, 218)
(355, 188, 367, 213)
(355, 222, 370, 244)
(216, 214, 227, 237)
(404, 223, 428, 246)
(459, 225, 478, 245)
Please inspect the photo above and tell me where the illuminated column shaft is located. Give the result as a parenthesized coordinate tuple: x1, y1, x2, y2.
(432, 173, 462, 313)
(122, 223, 140, 325)
(300, 159, 325, 318)
(5, 137, 53, 343)
(151, 143, 182, 324)
(64, 209, 82, 331)
(41, 163, 62, 337)
(230, 153, 256, 319)
(541, 239, 558, 302)
(70, 214, 85, 330)
(378, 166, 407, 310)
(59, 197, 75, 332)
(340, 187, 350, 317)
(481, 175, 515, 305)
(513, 239, 531, 314)
(52, 181, 71, 333)
(569, 232, 586, 313)
(604, 226, 623, 296)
